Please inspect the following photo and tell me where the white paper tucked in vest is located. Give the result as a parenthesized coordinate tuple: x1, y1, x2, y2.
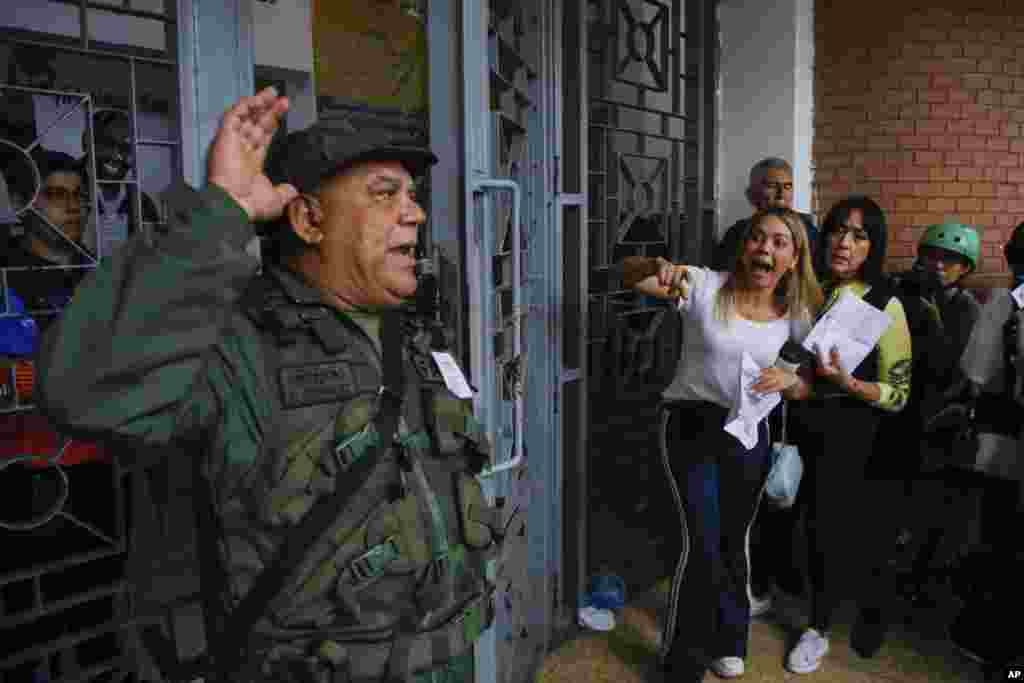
(801, 290, 892, 375)
(431, 351, 476, 399)
(724, 352, 781, 449)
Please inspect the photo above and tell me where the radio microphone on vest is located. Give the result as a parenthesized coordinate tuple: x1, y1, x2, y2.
(415, 257, 438, 318)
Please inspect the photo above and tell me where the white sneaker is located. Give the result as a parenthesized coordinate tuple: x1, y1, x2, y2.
(750, 592, 773, 617)
(710, 656, 745, 678)
(787, 628, 829, 674)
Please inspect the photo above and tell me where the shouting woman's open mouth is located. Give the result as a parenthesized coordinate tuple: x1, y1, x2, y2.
(749, 255, 774, 273)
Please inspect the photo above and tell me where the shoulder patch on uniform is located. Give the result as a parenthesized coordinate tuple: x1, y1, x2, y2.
(279, 361, 365, 408)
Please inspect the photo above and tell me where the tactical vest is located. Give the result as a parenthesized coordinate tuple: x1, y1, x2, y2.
(196, 267, 506, 683)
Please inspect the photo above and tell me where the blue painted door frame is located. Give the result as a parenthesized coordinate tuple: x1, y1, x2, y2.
(429, 0, 564, 680)
(176, 0, 255, 188)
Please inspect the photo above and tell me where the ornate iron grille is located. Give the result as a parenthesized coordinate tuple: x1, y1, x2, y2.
(570, 0, 716, 606)
(586, 0, 697, 394)
(484, 3, 545, 682)
(0, 3, 180, 679)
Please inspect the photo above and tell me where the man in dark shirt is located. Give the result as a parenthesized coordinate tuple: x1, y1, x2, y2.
(79, 109, 161, 258)
(712, 157, 818, 271)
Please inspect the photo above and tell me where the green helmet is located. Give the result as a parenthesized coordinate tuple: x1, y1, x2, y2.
(919, 222, 980, 272)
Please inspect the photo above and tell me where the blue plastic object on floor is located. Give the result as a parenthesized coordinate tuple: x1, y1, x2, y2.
(587, 571, 626, 611)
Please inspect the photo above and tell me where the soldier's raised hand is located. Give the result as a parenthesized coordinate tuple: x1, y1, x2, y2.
(207, 87, 298, 222)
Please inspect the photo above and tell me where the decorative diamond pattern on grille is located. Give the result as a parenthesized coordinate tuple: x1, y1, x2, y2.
(614, 0, 669, 91)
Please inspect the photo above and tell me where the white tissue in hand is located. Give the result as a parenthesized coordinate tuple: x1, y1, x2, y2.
(724, 352, 781, 449)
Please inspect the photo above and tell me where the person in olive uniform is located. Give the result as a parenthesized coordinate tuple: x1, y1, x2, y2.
(37, 88, 498, 683)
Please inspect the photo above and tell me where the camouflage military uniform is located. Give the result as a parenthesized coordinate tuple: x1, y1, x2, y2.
(37, 182, 501, 682)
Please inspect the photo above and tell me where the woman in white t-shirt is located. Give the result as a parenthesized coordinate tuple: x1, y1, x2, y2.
(622, 207, 822, 681)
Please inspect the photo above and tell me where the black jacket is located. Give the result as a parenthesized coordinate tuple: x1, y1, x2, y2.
(1, 239, 90, 334)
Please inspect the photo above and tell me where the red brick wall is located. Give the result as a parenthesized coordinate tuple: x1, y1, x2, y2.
(814, 1, 1024, 286)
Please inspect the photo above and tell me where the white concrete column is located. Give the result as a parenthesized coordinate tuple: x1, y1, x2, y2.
(717, 0, 815, 237)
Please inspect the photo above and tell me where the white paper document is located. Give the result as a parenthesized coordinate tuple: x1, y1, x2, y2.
(724, 352, 781, 450)
(431, 351, 476, 399)
(801, 290, 892, 375)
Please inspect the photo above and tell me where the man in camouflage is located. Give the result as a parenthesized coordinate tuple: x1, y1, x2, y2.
(37, 88, 500, 682)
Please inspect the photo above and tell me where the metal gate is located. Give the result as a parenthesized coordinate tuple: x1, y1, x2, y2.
(559, 0, 718, 604)
(461, 0, 559, 681)
(1, 2, 181, 679)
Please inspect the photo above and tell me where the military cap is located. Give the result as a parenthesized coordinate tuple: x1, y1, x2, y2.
(264, 123, 437, 195)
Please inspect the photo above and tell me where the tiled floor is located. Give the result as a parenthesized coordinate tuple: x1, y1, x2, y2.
(571, 395, 1005, 683)
(536, 581, 988, 683)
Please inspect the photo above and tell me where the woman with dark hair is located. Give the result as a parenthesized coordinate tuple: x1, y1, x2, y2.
(786, 196, 913, 674)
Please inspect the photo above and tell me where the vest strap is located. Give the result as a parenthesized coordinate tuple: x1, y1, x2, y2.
(215, 312, 407, 681)
(345, 537, 401, 585)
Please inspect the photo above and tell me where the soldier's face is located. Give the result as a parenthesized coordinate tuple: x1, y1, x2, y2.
(320, 160, 426, 307)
